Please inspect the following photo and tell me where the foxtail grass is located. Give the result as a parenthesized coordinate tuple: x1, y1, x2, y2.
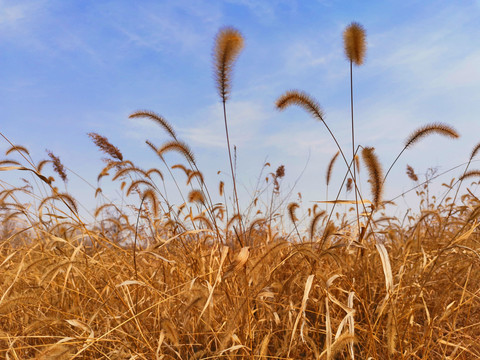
(344, 21, 367, 231)
(1, 23, 480, 360)
(214, 27, 245, 244)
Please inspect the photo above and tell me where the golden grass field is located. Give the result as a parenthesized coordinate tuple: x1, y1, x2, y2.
(1, 24, 479, 359)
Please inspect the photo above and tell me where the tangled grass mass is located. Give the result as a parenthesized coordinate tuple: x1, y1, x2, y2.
(1, 23, 480, 359)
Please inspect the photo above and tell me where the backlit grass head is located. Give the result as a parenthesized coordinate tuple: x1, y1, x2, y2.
(343, 22, 367, 65)
(213, 27, 244, 102)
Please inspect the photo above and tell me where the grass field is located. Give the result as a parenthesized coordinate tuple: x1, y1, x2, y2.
(1, 24, 479, 359)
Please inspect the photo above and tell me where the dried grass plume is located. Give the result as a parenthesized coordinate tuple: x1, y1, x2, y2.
(276, 90, 325, 122)
(343, 22, 366, 65)
(129, 111, 177, 139)
(214, 27, 244, 102)
(362, 146, 383, 207)
(406, 165, 418, 182)
(88, 133, 123, 162)
(46, 150, 67, 182)
(188, 189, 205, 204)
(404, 123, 459, 149)
(326, 151, 340, 186)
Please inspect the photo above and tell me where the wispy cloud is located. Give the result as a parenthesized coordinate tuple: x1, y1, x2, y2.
(107, 0, 222, 57)
(433, 51, 480, 89)
(368, 4, 479, 92)
(283, 40, 329, 74)
(181, 100, 271, 148)
(224, 0, 295, 22)
(0, 0, 43, 27)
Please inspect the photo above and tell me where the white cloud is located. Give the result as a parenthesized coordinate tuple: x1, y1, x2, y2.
(224, 0, 296, 22)
(435, 51, 480, 89)
(181, 100, 271, 149)
(264, 126, 335, 157)
(283, 40, 329, 73)
(0, 0, 40, 26)
(367, 4, 480, 95)
(109, 0, 222, 57)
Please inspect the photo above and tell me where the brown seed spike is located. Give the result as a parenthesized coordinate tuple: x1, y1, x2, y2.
(171, 164, 192, 177)
(287, 202, 299, 223)
(188, 189, 205, 204)
(275, 165, 285, 178)
(354, 154, 360, 174)
(406, 165, 418, 182)
(309, 210, 326, 240)
(459, 170, 480, 181)
(46, 150, 68, 182)
(343, 22, 367, 66)
(276, 90, 325, 122)
(142, 189, 160, 218)
(404, 123, 459, 149)
(126, 179, 155, 196)
(130, 111, 177, 140)
(362, 147, 383, 208)
(158, 140, 196, 165)
(470, 142, 480, 160)
(88, 133, 123, 161)
(346, 178, 353, 192)
(186, 170, 204, 186)
(214, 27, 244, 102)
(6, 145, 30, 156)
(326, 151, 340, 186)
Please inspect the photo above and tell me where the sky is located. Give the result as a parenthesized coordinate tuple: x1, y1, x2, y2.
(1, 0, 480, 222)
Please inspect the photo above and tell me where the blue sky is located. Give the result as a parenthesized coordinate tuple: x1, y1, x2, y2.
(1, 0, 480, 220)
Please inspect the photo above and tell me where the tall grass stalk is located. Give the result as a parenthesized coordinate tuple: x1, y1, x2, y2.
(344, 22, 366, 232)
(214, 27, 245, 246)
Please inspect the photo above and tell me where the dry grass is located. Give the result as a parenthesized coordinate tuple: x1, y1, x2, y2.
(1, 185, 479, 359)
(1, 24, 480, 360)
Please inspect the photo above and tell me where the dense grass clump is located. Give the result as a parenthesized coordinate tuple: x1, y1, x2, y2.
(1, 24, 480, 359)
(1, 184, 480, 359)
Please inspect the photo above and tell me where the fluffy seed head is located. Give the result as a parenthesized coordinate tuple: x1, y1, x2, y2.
(346, 178, 353, 192)
(404, 123, 459, 149)
(276, 90, 325, 122)
(343, 22, 366, 65)
(406, 165, 418, 182)
(275, 165, 285, 179)
(158, 140, 195, 165)
(6, 145, 30, 156)
(46, 150, 67, 182)
(309, 210, 326, 240)
(187, 170, 204, 186)
(460, 170, 480, 182)
(326, 151, 340, 186)
(88, 133, 123, 162)
(142, 189, 160, 218)
(470, 142, 480, 160)
(214, 27, 244, 102)
(288, 202, 299, 223)
(188, 189, 205, 204)
(130, 111, 177, 139)
(362, 146, 383, 208)
(219, 181, 224, 196)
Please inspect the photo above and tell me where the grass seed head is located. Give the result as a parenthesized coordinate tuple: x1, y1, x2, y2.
(343, 22, 367, 65)
(276, 90, 325, 122)
(214, 27, 244, 102)
(362, 146, 383, 207)
(404, 123, 459, 149)
(46, 150, 68, 182)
